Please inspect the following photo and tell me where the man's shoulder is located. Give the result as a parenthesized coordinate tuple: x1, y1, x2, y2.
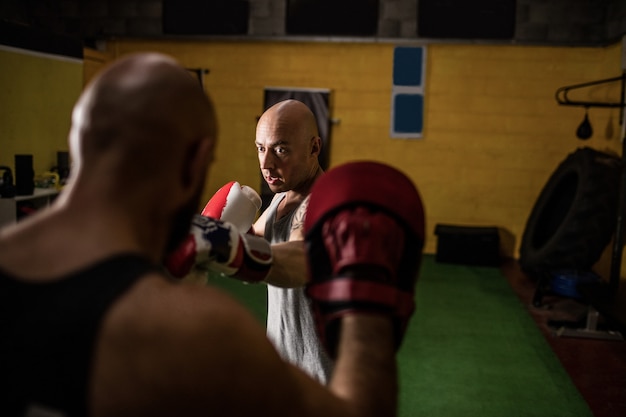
(107, 274, 252, 333)
(93, 275, 269, 407)
(92, 273, 285, 415)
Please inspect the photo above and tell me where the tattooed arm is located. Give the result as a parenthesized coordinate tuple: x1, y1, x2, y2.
(263, 195, 310, 288)
(289, 195, 309, 241)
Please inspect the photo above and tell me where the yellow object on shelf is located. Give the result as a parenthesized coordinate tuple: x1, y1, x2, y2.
(34, 171, 61, 190)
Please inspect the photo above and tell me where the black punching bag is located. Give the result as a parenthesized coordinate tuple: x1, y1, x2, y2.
(576, 109, 593, 140)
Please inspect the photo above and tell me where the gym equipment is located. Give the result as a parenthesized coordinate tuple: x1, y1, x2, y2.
(576, 107, 593, 139)
(14, 154, 34, 196)
(434, 224, 500, 267)
(520, 147, 621, 273)
(0, 166, 16, 198)
(164, 215, 272, 282)
(201, 181, 261, 233)
(532, 73, 626, 341)
(304, 161, 425, 357)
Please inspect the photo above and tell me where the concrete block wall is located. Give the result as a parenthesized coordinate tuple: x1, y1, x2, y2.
(607, 0, 626, 41)
(1, 0, 625, 45)
(516, 0, 605, 44)
(248, 0, 284, 36)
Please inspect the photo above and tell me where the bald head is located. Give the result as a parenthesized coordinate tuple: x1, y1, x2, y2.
(256, 99, 323, 195)
(256, 99, 319, 146)
(63, 53, 218, 255)
(70, 53, 216, 179)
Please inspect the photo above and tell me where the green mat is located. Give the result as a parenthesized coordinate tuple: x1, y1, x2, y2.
(207, 256, 592, 417)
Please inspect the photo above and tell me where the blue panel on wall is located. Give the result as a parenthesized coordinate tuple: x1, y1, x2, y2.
(393, 94, 423, 133)
(390, 46, 426, 138)
(393, 46, 423, 87)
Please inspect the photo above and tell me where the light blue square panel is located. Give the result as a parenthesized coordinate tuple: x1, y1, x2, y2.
(393, 47, 423, 87)
(393, 93, 423, 135)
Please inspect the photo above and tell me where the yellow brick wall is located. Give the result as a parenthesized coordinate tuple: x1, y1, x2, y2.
(0, 47, 82, 175)
(73, 39, 626, 282)
(107, 39, 623, 261)
(422, 43, 624, 257)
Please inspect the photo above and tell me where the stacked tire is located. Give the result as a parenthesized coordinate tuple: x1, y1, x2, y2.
(520, 147, 622, 274)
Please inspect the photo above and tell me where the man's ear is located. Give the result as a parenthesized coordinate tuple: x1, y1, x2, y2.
(310, 136, 322, 157)
(182, 136, 213, 190)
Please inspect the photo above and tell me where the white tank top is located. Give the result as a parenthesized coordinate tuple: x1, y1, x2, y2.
(264, 193, 334, 384)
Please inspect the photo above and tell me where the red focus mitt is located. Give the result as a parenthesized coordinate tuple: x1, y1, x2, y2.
(304, 161, 425, 358)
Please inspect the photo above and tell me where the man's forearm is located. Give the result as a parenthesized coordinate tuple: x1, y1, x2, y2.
(263, 241, 308, 288)
(330, 314, 398, 417)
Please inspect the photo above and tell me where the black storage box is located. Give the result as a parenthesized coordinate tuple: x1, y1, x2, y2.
(434, 224, 501, 266)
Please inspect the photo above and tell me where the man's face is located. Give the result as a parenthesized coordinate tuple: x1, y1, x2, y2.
(255, 120, 314, 194)
(164, 138, 213, 256)
(164, 177, 205, 255)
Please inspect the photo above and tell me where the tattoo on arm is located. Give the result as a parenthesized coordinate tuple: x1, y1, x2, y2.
(291, 196, 310, 234)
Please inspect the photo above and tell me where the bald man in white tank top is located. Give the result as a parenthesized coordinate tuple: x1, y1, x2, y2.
(250, 100, 333, 383)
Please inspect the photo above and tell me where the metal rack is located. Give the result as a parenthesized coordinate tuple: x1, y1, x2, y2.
(555, 72, 626, 294)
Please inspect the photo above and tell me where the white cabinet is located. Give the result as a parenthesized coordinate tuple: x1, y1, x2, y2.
(0, 188, 60, 228)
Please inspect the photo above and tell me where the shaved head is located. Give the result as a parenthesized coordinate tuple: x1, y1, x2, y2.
(70, 53, 216, 179)
(66, 52, 218, 255)
(256, 99, 319, 148)
(255, 99, 322, 195)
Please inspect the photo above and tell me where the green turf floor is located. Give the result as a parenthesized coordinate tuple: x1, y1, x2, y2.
(207, 255, 592, 417)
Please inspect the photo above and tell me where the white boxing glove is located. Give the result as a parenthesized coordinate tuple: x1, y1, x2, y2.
(201, 181, 261, 233)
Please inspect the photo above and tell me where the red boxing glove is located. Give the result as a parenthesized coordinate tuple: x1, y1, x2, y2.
(304, 161, 425, 358)
(202, 181, 261, 233)
(164, 215, 272, 283)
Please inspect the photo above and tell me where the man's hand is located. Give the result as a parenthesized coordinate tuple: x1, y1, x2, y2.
(165, 215, 272, 283)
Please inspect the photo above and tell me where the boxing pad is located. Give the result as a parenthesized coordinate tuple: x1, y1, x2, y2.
(304, 161, 425, 358)
(202, 181, 261, 233)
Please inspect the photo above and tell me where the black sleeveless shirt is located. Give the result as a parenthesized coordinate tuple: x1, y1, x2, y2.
(0, 255, 162, 417)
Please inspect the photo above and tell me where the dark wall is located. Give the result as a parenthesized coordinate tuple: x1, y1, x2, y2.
(1, 0, 625, 47)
